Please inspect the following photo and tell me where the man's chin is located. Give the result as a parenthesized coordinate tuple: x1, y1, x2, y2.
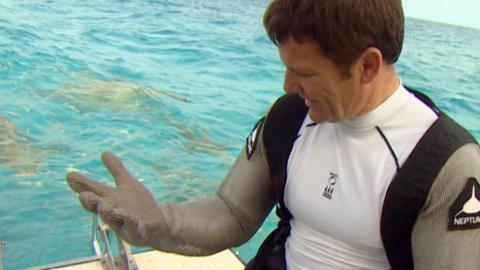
(308, 110, 330, 124)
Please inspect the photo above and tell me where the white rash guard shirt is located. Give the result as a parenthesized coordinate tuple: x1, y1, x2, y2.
(284, 84, 438, 269)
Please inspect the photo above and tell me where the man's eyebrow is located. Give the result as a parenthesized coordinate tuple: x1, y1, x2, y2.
(286, 65, 316, 74)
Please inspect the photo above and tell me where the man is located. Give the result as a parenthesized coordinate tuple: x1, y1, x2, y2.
(67, 0, 480, 269)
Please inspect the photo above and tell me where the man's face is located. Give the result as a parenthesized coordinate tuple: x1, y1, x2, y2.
(278, 37, 366, 123)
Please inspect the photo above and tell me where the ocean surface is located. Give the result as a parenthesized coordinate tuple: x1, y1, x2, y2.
(0, 1, 479, 269)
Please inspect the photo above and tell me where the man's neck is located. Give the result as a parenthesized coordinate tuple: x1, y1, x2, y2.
(363, 66, 400, 114)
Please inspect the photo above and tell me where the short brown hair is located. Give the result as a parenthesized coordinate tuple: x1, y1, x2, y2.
(264, 0, 404, 69)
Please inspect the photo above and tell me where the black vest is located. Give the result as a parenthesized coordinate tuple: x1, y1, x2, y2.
(246, 89, 477, 270)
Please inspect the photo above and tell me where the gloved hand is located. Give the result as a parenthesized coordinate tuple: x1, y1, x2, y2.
(67, 151, 164, 247)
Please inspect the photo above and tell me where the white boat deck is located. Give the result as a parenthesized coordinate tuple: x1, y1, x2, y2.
(32, 249, 244, 270)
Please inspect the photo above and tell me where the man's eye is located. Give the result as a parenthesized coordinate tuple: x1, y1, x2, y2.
(297, 72, 314, 78)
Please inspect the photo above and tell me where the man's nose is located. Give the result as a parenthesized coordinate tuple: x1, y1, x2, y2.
(283, 69, 302, 94)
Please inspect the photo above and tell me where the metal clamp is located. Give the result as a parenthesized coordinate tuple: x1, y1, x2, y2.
(91, 215, 140, 270)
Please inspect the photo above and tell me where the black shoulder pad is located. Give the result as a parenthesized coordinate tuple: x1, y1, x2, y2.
(263, 94, 308, 203)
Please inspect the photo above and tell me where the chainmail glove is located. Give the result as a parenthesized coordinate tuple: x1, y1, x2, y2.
(67, 151, 166, 247)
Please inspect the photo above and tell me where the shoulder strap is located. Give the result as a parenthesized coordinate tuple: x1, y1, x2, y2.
(245, 94, 307, 270)
(263, 93, 308, 221)
(380, 90, 477, 270)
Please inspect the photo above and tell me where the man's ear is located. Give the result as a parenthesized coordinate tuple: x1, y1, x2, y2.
(358, 47, 383, 84)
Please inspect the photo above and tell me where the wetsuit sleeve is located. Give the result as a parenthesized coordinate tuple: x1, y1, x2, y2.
(146, 119, 276, 255)
(411, 143, 480, 269)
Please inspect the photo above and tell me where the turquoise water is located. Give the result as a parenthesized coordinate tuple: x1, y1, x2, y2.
(0, 1, 479, 269)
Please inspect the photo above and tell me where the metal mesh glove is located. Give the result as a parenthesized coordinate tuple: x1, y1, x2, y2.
(67, 151, 166, 247)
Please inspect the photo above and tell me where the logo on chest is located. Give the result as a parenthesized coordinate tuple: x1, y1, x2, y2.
(323, 172, 338, 200)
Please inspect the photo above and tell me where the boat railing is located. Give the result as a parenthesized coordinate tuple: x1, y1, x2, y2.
(91, 214, 140, 270)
